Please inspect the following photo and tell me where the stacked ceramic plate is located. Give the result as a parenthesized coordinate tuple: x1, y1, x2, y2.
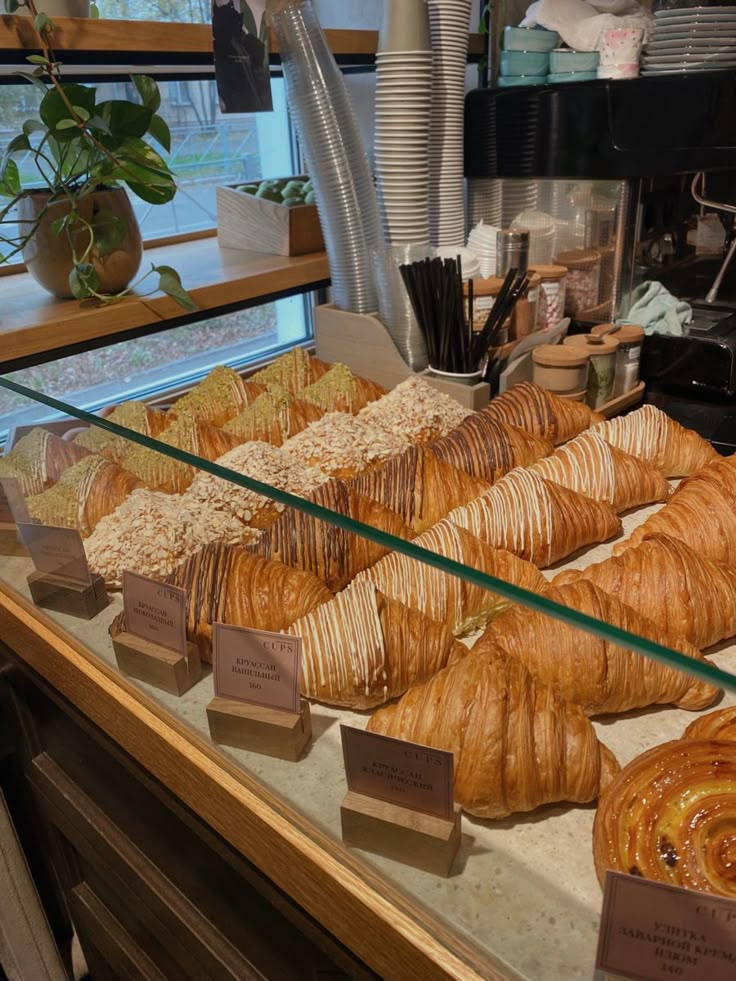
(643, 4, 736, 74)
(427, 0, 473, 247)
(501, 179, 540, 227)
(466, 177, 504, 231)
(467, 220, 500, 278)
(374, 0, 432, 245)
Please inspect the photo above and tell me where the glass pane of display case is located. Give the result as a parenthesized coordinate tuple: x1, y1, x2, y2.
(1, 359, 735, 979)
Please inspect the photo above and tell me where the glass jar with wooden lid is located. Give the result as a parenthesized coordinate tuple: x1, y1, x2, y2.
(554, 249, 601, 317)
(532, 343, 589, 397)
(564, 333, 619, 409)
(591, 323, 644, 396)
(530, 264, 567, 331)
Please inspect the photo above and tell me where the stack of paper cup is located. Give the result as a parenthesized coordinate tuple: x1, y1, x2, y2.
(467, 177, 503, 230)
(374, 0, 432, 245)
(597, 27, 644, 79)
(427, 0, 473, 248)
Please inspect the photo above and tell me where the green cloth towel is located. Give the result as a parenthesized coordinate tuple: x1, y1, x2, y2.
(624, 281, 692, 336)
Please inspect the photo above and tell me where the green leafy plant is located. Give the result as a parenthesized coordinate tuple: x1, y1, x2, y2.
(0, 0, 195, 309)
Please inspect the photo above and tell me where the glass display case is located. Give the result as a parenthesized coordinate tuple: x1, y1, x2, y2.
(0, 354, 735, 980)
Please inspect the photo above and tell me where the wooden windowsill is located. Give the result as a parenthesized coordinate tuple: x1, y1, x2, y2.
(0, 237, 330, 371)
(0, 17, 484, 59)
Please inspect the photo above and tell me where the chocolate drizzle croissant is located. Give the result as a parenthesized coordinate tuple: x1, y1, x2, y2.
(428, 414, 553, 483)
(483, 382, 604, 445)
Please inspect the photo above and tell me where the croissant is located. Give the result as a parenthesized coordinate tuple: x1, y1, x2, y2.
(592, 404, 718, 477)
(356, 376, 470, 444)
(447, 468, 621, 567)
(163, 543, 334, 661)
(354, 519, 547, 636)
(281, 412, 406, 479)
(684, 706, 736, 742)
(530, 430, 670, 513)
(250, 347, 331, 394)
(428, 413, 553, 483)
(250, 478, 414, 591)
(27, 455, 142, 537)
(74, 401, 168, 464)
(614, 454, 736, 562)
(482, 382, 604, 445)
(286, 581, 467, 708)
(169, 365, 266, 428)
(0, 428, 90, 497)
(554, 534, 736, 649)
(473, 580, 719, 715)
(123, 417, 242, 494)
(349, 444, 489, 534)
(222, 389, 324, 445)
(299, 362, 387, 414)
(368, 646, 620, 819)
(593, 739, 736, 896)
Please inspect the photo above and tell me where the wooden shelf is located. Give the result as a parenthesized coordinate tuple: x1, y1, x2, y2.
(0, 237, 330, 371)
(0, 17, 484, 60)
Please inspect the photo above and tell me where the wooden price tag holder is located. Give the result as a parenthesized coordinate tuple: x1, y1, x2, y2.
(0, 522, 28, 557)
(110, 622, 201, 697)
(340, 726, 461, 877)
(341, 792, 462, 878)
(27, 569, 108, 620)
(0, 478, 30, 557)
(206, 696, 312, 762)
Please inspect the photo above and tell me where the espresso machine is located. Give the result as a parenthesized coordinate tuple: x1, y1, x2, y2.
(464, 71, 736, 447)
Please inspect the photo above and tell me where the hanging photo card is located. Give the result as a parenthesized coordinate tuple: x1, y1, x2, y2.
(212, 0, 273, 113)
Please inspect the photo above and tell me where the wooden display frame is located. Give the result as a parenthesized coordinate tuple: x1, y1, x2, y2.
(206, 696, 312, 762)
(27, 570, 108, 620)
(110, 626, 201, 697)
(341, 791, 462, 878)
(0, 522, 27, 557)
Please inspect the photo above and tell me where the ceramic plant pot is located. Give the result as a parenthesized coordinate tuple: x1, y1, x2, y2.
(18, 187, 143, 298)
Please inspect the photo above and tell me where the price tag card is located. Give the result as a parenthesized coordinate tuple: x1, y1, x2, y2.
(212, 623, 301, 713)
(595, 871, 736, 981)
(0, 477, 30, 525)
(122, 570, 188, 656)
(340, 725, 454, 821)
(17, 522, 91, 585)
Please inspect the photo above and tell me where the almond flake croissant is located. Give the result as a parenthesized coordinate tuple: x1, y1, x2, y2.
(249, 479, 414, 592)
(27, 455, 142, 537)
(554, 534, 736, 649)
(483, 382, 604, 445)
(222, 389, 324, 445)
(614, 454, 736, 562)
(592, 403, 718, 477)
(593, 739, 736, 897)
(286, 580, 467, 708)
(349, 444, 489, 534)
(368, 646, 620, 819)
(530, 430, 670, 512)
(446, 467, 621, 567)
(74, 401, 168, 464)
(170, 365, 266, 428)
(164, 543, 334, 661)
(473, 579, 719, 715)
(0, 428, 90, 497)
(428, 413, 553, 483)
(354, 519, 547, 636)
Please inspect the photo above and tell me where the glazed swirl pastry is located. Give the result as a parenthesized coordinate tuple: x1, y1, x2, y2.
(593, 739, 736, 897)
(683, 706, 736, 742)
(530, 431, 670, 513)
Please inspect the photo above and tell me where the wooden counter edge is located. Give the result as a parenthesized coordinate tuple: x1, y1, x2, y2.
(0, 582, 502, 981)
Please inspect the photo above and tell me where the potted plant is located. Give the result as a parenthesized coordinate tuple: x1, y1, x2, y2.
(0, 0, 195, 310)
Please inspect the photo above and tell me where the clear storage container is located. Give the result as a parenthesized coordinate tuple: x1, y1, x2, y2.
(555, 249, 601, 317)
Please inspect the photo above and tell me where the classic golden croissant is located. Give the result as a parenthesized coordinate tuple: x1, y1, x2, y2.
(0, 428, 90, 497)
(74, 401, 168, 464)
(614, 454, 736, 562)
(250, 347, 331, 394)
(250, 478, 414, 591)
(27, 455, 142, 537)
(170, 365, 266, 428)
(473, 579, 719, 715)
(446, 467, 621, 566)
(530, 430, 670, 512)
(368, 646, 620, 819)
(164, 543, 334, 661)
(684, 706, 736, 742)
(300, 362, 387, 414)
(482, 382, 604, 445)
(223, 389, 324, 445)
(592, 403, 718, 477)
(593, 739, 736, 897)
(354, 519, 547, 635)
(123, 416, 241, 494)
(554, 533, 736, 649)
(287, 580, 467, 708)
(349, 444, 489, 534)
(428, 413, 553, 483)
